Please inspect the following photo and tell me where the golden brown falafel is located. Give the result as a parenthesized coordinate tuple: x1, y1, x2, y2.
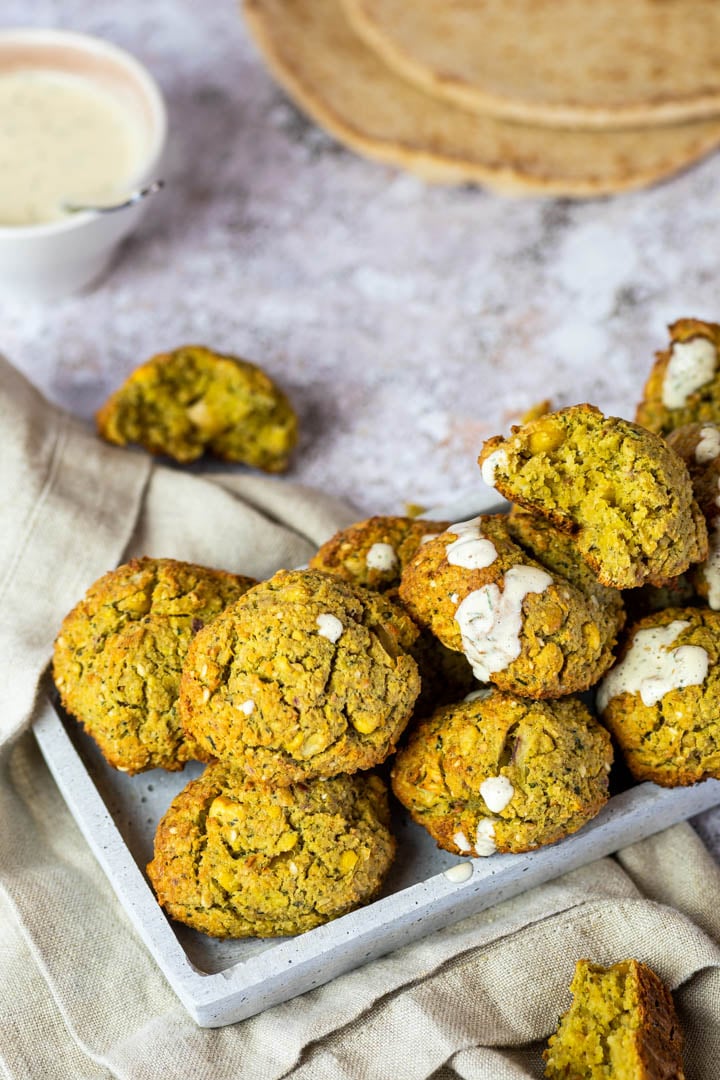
(179, 569, 421, 783)
(309, 514, 451, 593)
(399, 514, 622, 699)
(596, 607, 720, 787)
(666, 422, 720, 610)
(147, 764, 396, 937)
(636, 318, 720, 437)
(53, 558, 257, 774)
(391, 690, 612, 857)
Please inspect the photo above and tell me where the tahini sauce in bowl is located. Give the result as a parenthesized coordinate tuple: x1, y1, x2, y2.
(0, 29, 166, 299)
(0, 68, 146, 225)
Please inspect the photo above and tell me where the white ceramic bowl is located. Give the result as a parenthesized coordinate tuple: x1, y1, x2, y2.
(0, 29, 167, 301)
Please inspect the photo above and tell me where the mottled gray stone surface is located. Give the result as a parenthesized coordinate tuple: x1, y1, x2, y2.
(4, 1, 720, 849)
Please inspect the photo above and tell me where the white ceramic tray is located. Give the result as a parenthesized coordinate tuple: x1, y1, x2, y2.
(32, 489, 720, 1026)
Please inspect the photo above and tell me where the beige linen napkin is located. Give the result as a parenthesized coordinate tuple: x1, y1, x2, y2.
(1, 355, 720, 1079)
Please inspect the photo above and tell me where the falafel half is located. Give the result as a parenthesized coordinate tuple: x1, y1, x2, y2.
(478, 404, 707, 589)
(543, 959, 685, 1080)
(96, 345, 298, 471)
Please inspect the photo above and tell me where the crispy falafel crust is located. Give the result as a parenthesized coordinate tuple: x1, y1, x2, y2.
(147, 764, 396, 937)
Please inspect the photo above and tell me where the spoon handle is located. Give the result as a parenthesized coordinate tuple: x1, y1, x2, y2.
(63, 179, 164, 215)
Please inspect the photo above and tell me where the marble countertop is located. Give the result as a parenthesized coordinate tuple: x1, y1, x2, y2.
(4, 0, 720, 853)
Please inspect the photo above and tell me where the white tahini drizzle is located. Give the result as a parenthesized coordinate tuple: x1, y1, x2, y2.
(463, 687, 494, 703)
(474, 818, 497, 857)
(662, 337, 717, 408)
(445, 517, 498, 570)
(480, 448, 508, 488)
(702, 519, 720, 609)
(316, 613, 344, 642)
(480, 775, 514, 813)
(695, 424, 720, 464)
(366, 542, 399, 572)
(596, 619, 709, 711)
(454, 565, 553, 681)
(444, 862, 473, 883)
(453, 831, 472, 853)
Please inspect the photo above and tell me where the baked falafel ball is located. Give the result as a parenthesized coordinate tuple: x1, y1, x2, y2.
(96, 345, 298, 471)
(309, 514, 451, 593)
(147, 764, 396, 938)
(635, 317, 720, 437)
(596, 607, 720, 787)
(478, 404, 707, 589)
(53, 558, 257, 774)
(391, 690, 612, 857)
(398, 514, 622, 699)
(179, 569, 421, 783)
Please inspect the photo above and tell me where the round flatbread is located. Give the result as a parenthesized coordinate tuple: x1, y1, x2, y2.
(243, 0, 720, 196)
(343, 0, 720, 130)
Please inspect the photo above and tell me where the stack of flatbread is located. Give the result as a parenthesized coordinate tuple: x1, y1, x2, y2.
(242, 0, 720, 196)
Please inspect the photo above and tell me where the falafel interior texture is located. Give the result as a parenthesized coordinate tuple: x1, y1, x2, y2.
(543, 959, 685, 1080)
(480, 404, 707, 589)
(146, 765, 396, 938)
(96, 345, 298, 471)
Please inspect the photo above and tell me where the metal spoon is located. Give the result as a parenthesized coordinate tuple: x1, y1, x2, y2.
(63, 179, 165, 215)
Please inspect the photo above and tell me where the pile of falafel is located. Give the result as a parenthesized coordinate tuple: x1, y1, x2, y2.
(52, 319, 720, 939)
